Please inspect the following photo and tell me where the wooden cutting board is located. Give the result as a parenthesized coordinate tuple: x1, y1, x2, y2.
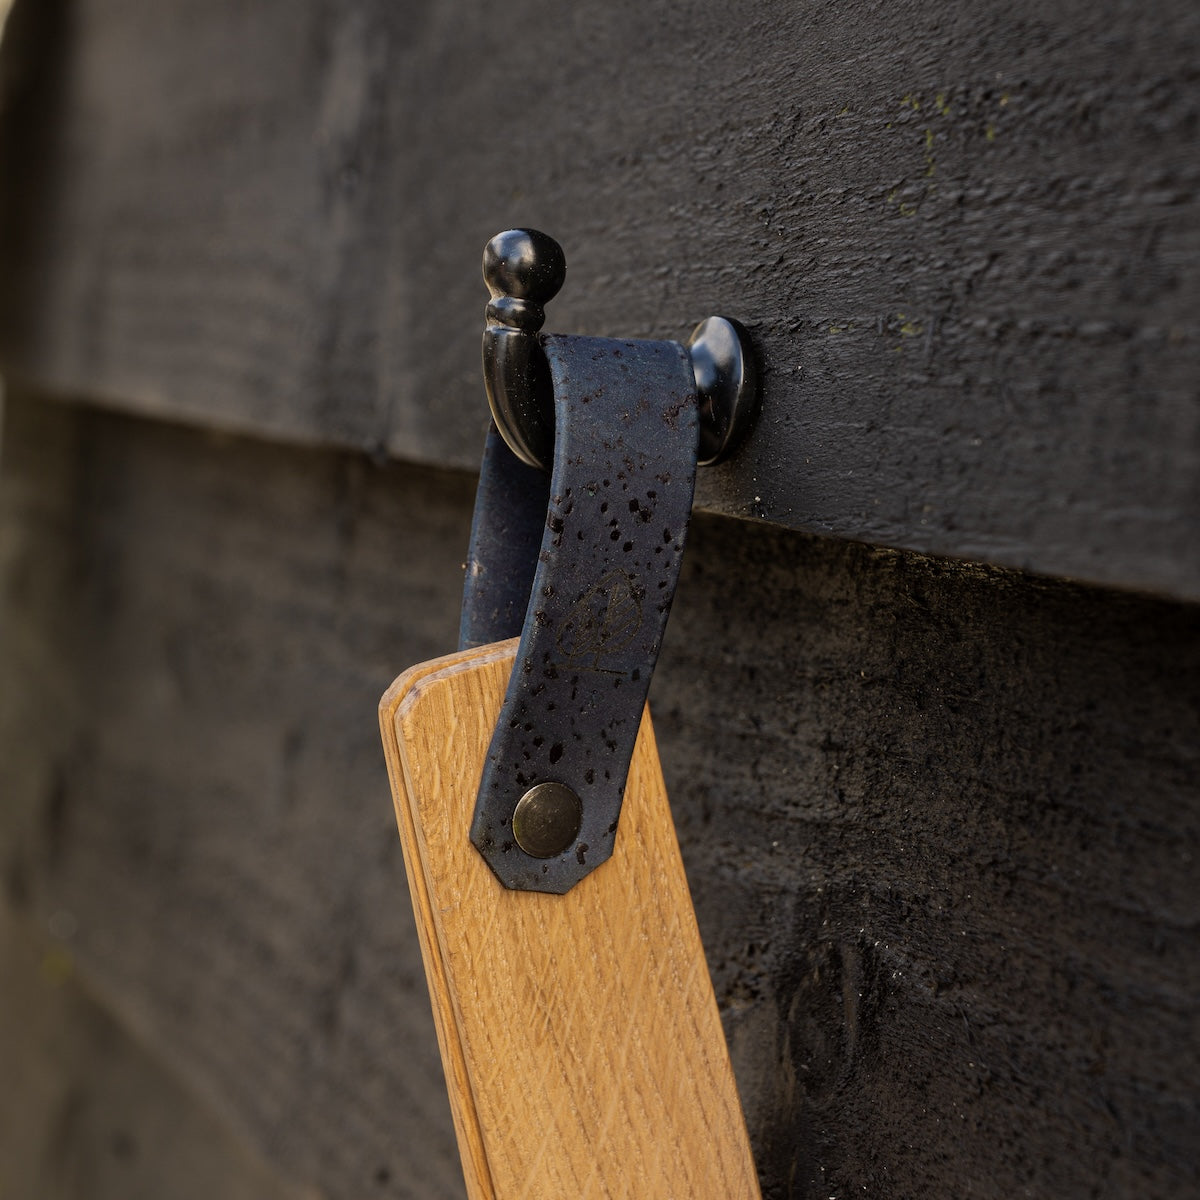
(379, 640, 762, 1200)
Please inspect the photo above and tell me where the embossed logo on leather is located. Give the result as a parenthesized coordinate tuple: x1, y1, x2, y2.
(556, 568, 644, 668)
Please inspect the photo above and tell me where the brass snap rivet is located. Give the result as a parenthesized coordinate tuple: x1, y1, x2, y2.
(512, 782, 582, 858)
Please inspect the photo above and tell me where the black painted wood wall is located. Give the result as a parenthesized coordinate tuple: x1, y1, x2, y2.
(0, 1, 1197, 1197)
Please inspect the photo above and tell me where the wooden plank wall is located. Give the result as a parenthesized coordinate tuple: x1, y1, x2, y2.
(0, 0, 1198, 1197)
(1, 0, 1198, 596)
(1, 393, 1197, 1198)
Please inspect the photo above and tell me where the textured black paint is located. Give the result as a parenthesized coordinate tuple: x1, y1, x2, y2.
(0, 0, 1197, 596)
(658, 518, 1200, 1198)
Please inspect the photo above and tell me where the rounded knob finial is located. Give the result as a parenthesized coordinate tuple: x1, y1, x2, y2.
(483, 229, 566, 332)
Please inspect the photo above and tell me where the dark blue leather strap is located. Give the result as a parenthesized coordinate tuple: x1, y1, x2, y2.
(469, 334, 699, 893)
(459, 423, 550, 651)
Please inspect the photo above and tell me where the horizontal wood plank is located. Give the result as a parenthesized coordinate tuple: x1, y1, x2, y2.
(1, 0, 1198, 596)
(2, 394, 1197, 1197)
(0, 394, 474, 1200)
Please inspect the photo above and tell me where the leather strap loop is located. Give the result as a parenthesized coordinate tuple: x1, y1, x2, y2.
(468, 334, 699, 893)
(459, 423, 550, 651)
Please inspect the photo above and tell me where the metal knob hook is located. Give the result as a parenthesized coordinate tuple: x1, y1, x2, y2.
(482, 229, 759, 471)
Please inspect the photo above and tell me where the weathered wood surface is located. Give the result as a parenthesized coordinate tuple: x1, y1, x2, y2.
(2, 393, 1197, 1198)
(1, 0, 1198, 597)
(0, 910, 308, 1199)
(383, 645, 761, 1200)
(0, 394, 471, 1199)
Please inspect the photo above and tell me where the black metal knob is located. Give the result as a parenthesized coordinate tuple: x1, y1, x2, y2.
(483, 229, 566, 331)
(482, 229, 759, 471)
(688, 316, 759, 466)
(481, 230, 563, 470)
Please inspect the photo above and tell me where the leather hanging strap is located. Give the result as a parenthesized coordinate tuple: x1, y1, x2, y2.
(470, 334, 699, 893)
(459, 423, 550, 652)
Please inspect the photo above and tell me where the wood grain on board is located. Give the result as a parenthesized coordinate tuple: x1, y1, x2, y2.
(1, 0, 1198, 597)
(381, 644, 761, 1200)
